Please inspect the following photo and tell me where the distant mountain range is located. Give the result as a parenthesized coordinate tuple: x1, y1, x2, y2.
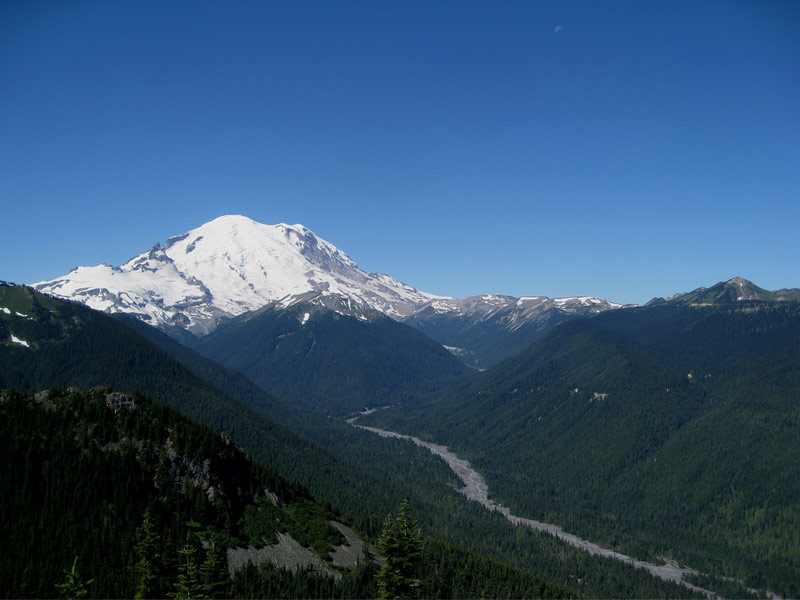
(648, 275, 800, 305)
(404, 294, 625, 368)
(32, 215, 629, 367)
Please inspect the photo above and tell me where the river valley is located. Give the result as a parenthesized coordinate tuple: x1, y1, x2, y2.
(352, 422, 738, 599)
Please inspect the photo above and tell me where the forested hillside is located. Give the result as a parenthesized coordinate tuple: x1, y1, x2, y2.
(1, 283, 713, 598)
(1, 387, 582, 599)
(190, 298, 470, 415)
(0, 387, 372, 598)
(364, 300, 800, 596)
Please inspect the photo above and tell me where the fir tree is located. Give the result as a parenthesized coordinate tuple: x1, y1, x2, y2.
(170, 536, 205, 599)
(199, 538, 228, 599)
(132, 508, 159, 599)
(377, 500, 422, 599)
(55, 557, 93, 600)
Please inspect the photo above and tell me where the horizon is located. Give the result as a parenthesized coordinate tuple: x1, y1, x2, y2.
(1, 2, 798, 305)
(9, 212, 787, 307)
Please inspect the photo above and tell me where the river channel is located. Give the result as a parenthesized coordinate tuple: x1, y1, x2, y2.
(352, 423, 721, 597)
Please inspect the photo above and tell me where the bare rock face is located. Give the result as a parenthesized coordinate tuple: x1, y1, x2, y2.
(227, 532, 341, 580)
(104, 391, 138, 413)
(327, 521, 380, 568)
(226, 521, 376, 580)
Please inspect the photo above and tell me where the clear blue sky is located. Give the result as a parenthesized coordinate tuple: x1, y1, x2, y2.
(1, 1, 798, 304)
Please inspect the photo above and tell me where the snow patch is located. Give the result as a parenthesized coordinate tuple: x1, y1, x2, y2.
(10, 334, 30, 348)
(301, 312, 310, 325)
(0, 307, 9, 314)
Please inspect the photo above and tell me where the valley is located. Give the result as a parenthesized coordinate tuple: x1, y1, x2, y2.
(352, 422, 775, 599)
(3, 218, 799, 599)
(5, 1, 796, 596)
(359, 290, 800, 597)
(3, 282, 700, 599)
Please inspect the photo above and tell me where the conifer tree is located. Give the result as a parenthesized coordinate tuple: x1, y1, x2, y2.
(377, 500, 422, 599)
(170, 536, 205, 599)
(55, 557, 93, 600)
(132, 508, 159, 599)
(199, 539, 228, 599)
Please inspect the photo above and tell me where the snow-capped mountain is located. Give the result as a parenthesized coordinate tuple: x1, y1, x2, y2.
(32, 215, 627, 362)
(33, 215, 443, 335)
(411, 294, 622, 328)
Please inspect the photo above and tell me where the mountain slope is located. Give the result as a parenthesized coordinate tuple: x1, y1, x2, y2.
(403, 294, 624, 368)
(32, 215, 442, 335)
(191, 294, 471, 414)
(1, 388, 579, 600)
(1, 283, 714, 599)
(0, 282, 304, 453)
(363, 281, 800, 596)
(0, 282, 411, 518)
(1, 285, 582, 599)
(649, 276, 800, 305)
(0, 386, 373, 598)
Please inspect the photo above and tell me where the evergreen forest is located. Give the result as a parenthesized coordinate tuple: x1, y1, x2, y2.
(363, 301, 800, 596)
(2, 281, 794, 598)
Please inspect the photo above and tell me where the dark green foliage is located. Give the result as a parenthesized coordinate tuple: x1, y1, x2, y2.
(418, 537, 573, 599)
(229, 536, 576, 600)
(132, 509, 160, 599)
(682, 572, 759, 600)
(55, 558, 93, 600)
(365, 301, 800, 596)
(240, 498, 282, 547)
(0, 284, 370, 524)
(0, 283, 714, 598)
(377, 500, 423, 599)
(231, 561, 380, 599)
(190, 300, 470, 414)
(283, 499, 346, 559)
(170, 537, 203, 600)
(0, 387, 344, 598)
(112, 312, 301, 427)
(198, 539, 228, 599)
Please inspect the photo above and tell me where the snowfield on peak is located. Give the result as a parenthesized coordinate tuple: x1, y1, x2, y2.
(31, 215, 627, 348)
(33, 215, 444, 334)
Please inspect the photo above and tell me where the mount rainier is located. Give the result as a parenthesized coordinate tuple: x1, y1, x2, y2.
(33, 215, 443, 335)
(32, 215, 624, 362)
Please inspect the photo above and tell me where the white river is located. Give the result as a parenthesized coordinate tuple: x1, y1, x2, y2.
(352, 422, 768, 599)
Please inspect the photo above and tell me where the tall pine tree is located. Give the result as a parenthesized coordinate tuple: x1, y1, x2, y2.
(377, 500, 422, 599)
(55, 557, 93, 600)
(132, 508, 159, 599)
(170, 536, 204, 600)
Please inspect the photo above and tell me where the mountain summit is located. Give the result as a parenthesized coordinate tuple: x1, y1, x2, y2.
(33, 215, 441, 335)
(32, 215, 628, 358)
(648, 276, 800, 305)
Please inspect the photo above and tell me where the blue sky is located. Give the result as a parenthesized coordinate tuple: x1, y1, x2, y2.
(1, 1, 798, 304)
